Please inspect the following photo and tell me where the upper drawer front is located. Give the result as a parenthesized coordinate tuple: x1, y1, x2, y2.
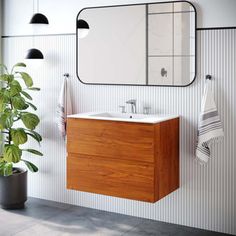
(67, 118, 155, 163)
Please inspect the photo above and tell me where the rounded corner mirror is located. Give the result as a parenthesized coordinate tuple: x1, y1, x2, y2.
(76, 1, 196, 86)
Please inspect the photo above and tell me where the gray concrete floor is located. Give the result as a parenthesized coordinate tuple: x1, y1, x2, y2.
(0, 197, 230, 236)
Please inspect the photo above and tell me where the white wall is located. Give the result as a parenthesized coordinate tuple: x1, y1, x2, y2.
(2, 30, 236, 235)
(2, 0, 236, 36)
(1, 0, 236, 235)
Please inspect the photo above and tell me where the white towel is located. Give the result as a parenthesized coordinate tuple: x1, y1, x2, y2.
(57, 77, 72, 138)
(196, 81, 224, 164)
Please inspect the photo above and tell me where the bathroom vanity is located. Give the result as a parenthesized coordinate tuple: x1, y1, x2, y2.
(67, 112, 179, 202)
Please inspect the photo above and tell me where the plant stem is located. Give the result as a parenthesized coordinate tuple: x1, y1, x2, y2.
(8, 130, 11, 145)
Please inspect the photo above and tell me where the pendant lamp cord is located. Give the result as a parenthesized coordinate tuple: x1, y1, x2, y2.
(32, 35, 35, 47)
(33, 0, 39, 13)
(37, 0, 39, 12)
(32, 0, 35, 46)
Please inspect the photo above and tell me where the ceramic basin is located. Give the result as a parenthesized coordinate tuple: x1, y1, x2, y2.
(68, 112, 179, 124)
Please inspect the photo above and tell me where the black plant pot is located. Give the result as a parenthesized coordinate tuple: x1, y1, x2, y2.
(0, 168, 27, 209)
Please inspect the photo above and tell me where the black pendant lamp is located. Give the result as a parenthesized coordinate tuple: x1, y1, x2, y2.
(77, 19, 90, 38)
(29, 0, 49, 25)
(30, 13, 49, 25)
(25, 48, 44, 59)
(26, 0, 48, 59)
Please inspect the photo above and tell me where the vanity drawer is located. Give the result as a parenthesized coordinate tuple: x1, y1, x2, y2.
(67, 118, 155, 163)
(67, 154, 155, 202)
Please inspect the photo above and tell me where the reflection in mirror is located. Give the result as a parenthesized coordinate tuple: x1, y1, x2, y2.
(77, 1, 196, 86)
(77, 19, 90, 39)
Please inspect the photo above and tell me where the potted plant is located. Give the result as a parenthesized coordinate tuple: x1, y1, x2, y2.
(0, 62, 43, 209)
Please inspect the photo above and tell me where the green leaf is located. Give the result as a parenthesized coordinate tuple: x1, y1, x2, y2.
(12, 96, 29, 110)
(12, 62, 26, 70)
(21, 91, 32, 100)
(8, 75, 14, 82)
(0, 162, 13, 176)
(22, 159, 38, 172)
(4, 163, 13, 176)
(0, 74, 13, 82)
(5, 114, 14, 129)
(0, 112, 14, 129)
(9, 80, 22, 96)
(0, 64, 8, 73)
(10, 87, 21, 97)
(17, 72, 33, 87)
(23, 149, 43, 156)
(0, 156, 5, 163)
(0, 97, 6, 112)
(30, 130, 42, 141)
(27, 87, 40, 91)
(3, 145, 22, 163)
(20, 112, 40, 130)
(0, 74, 9, 81)
(25, 130, 42, 144)
(0, 114, 7, 130)
(11, 128, 28, 145)
(26, 133, 40, 145)
(26, 102, 37, 111)
(3, 90, 10, 101)
(10, 80, 22, 88)
(0, 163, 5, 176)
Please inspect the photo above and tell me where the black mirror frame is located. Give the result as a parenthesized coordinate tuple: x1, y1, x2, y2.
(76, 0, 197, 87)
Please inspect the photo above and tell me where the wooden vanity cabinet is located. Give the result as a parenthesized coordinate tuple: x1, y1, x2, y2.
(67, 118, 179, 203)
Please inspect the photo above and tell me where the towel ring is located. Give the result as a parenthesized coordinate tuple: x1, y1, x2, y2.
(206, 75, 212, 80)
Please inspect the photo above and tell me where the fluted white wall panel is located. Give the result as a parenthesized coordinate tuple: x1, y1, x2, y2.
(2, 29, 236, 235)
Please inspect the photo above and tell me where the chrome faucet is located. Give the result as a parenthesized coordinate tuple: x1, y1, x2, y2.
(126, 99, 137, 114)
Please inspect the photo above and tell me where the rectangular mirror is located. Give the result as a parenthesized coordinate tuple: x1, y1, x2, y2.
(77, 1, 196, 86)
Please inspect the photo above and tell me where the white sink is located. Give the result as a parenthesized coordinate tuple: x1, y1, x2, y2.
(90, 112, 151, 119)
(68, 112, 179, 124)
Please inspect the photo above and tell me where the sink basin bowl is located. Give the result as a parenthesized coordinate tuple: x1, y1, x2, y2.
(68, 112, 179, 124)
(90, 112, 151, 119)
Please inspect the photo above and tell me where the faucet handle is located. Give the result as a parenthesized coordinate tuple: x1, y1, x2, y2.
(143, 106, 151, 115)
(119, 105, 126, 113)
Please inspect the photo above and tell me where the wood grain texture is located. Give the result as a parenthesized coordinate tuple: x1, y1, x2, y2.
(154, 118, 179, 201)
(67, 118, 179, 202)
(67, 118, 155, 163)
(67, 154, 155, 202)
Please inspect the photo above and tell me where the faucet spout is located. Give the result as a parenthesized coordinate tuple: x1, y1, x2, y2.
(126, 99, 137, 114)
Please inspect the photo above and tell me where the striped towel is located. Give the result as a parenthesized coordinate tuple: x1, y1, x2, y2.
(196, 81, 224, 164)
(57, 76, 72, 138)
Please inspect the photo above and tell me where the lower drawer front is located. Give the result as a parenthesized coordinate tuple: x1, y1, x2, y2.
(67, 154, 155, 202)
